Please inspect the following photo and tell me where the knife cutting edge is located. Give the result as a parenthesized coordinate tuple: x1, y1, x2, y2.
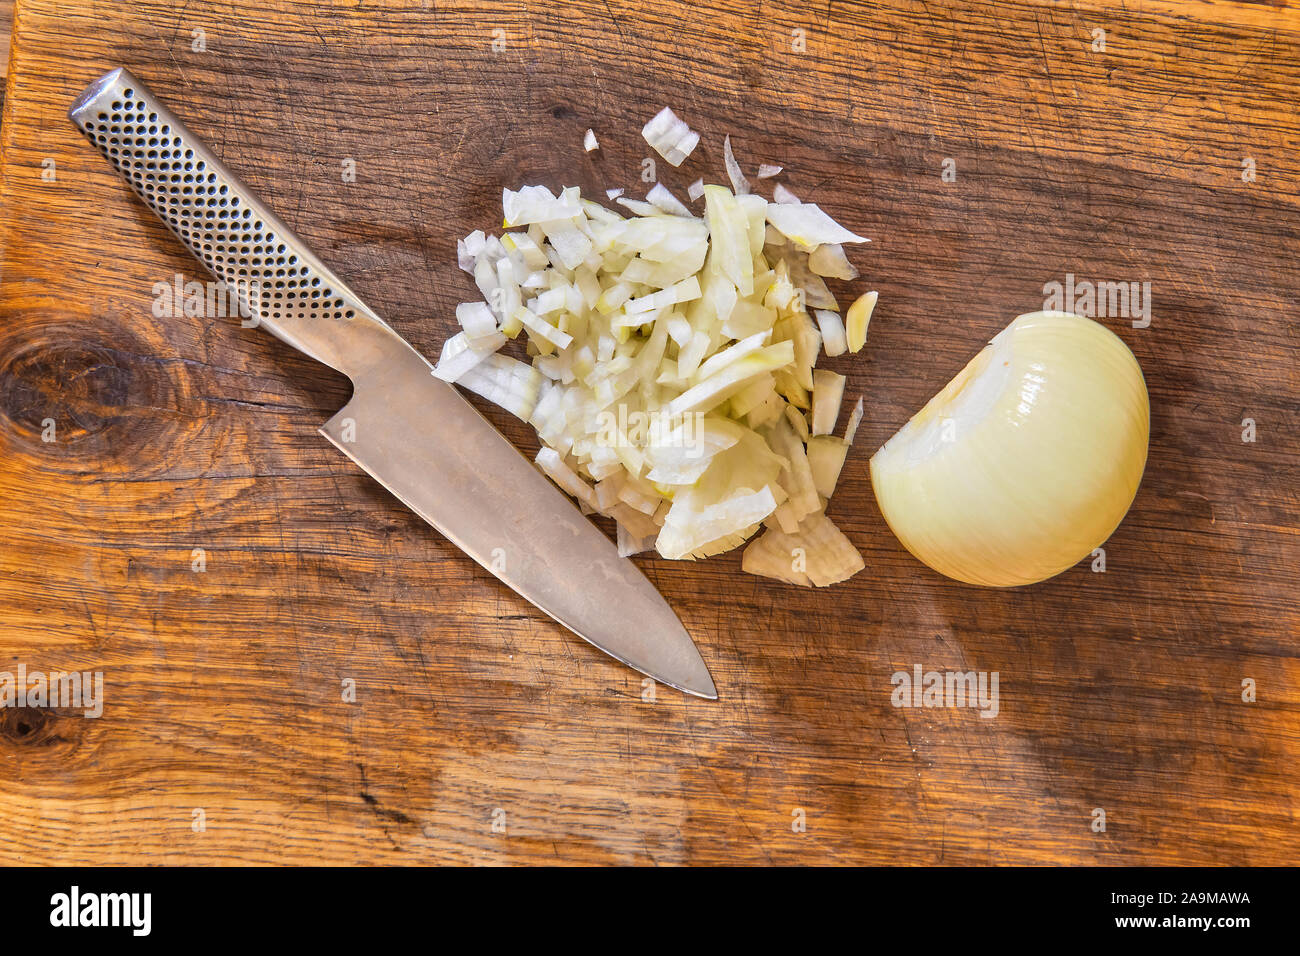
(68, 67, 717, 699)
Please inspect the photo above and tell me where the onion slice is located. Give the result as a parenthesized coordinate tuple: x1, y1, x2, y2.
(723, 135, 750, 195)
(846, 291, 877, 353)
(766, 202, 867, 248)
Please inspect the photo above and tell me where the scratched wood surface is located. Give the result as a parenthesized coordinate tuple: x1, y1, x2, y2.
(1, 1, 12, 79)
(0, 0, 1296, 865)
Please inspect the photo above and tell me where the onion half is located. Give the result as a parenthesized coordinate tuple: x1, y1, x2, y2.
(870, 311, 1149, 587)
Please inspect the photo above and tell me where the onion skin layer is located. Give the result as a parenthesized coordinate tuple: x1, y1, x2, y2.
(870, 311, 1149, 587)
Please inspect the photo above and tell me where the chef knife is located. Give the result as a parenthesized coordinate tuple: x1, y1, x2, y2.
(68, 67, 716, 699)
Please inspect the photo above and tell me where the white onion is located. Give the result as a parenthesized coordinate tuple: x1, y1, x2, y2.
(870, 312, 1149, 587)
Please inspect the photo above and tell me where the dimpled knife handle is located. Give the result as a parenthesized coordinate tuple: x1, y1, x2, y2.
(68, 67, 404, 379)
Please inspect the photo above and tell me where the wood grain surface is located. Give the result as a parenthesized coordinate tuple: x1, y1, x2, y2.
(0, 0, 1296, 865)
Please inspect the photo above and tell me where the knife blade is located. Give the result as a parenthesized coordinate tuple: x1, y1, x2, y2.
(68, 67, 716, 699)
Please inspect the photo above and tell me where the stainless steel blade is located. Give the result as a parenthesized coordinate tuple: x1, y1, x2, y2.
(319, 340, 716, 699)
(68, 67, 716, 698)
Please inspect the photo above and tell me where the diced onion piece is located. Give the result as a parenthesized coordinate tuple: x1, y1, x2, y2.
(742, 512, 864, 586)
(605, 187, 625, 200)
(593, 471, 624, 509)
(641, 107, 700, 167)
(540, 218, 593, 269)
(844, 395, 865, 444)
(773, 367, 809, 410)
(728, 375, 776, 418)
(531, 286, 566, 315)
(772, 183, 801, 204)
(596, 281, 634, 315)
(503, 185, 582, 226)
(645, 416, 742, 485)
(781, 311, 822, 391)
(722, 135, 750, 195)
(676, 330, 710, 379)
(606, 502, 660, 540)
(806, 435, 849, 498)
(814, 309, 848, 357)
(665, 342, 794, 418)
(809, 243, 859, 280)
(504, 232, 550, 271)
(584, 129, 599, 152)
(811, 370, 846, 436)
(657, 485, 776, 559)
(784, 403, 810, 442)
(615, 196, 660, 217)
(617, 475, 664, 515)
(722, 298, 776, 341)
(737, 193, 767, 251)
(455, 352, 544, 420)
(756, 164, 782, 179)
(493, 258, 521, 325)
(779, 250, 839, 310)
(456, 301, 500, 345)
(703, 185, 754, 296)
(693, 330, 770, 383)
(432, 330, 506, 383)
(746, 391, 785, 429)
(536, 446, 597, 508)
(655, 429, 785, 559)
(458, 230, 487, 272)
(617, 523, 656, 557)
(763, 414, 820, 523)
(846, 290, 877, 353)
(645, 183, 692, 217)
(516, 306, 574, 350)
(623, 275, 700, 316)
(766, 202, 867, 248)
(687, 178, 705, 201)
(666, 313, 693, 347)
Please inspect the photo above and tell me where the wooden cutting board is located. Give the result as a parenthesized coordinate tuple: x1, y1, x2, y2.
(0, 0, 1296, 865)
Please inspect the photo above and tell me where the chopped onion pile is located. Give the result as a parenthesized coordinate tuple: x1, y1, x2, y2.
(436, 114, 879, 587)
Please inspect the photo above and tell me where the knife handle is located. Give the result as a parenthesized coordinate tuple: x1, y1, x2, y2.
(68, 67, 404, 381)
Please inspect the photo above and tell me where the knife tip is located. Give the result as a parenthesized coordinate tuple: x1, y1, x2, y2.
(690, 674, 719, 700)
(663, 652, 718, 701)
